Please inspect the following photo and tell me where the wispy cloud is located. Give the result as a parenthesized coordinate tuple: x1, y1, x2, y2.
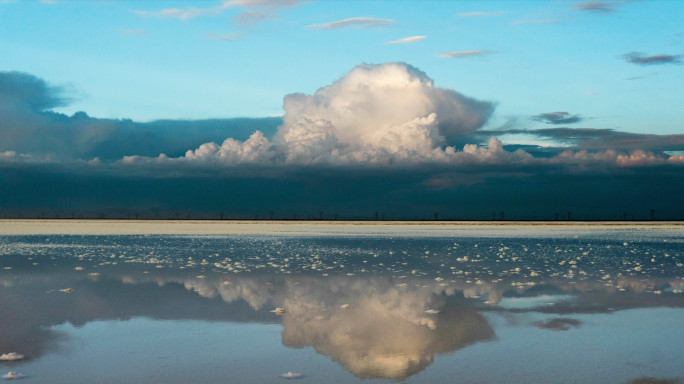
(206, 32, 245, 41)
(532, 112, 583, 125)
(223, 0, 303, 8)
(625, 72, 656, 81)
(233, 12, 276, 27)
(307, 17, 394, 30)
(481, 127, 684, 152)
(135, 7, 223, 20)
(573, 1, 620, 13)
(622, 52, 682, 66)
(135, 0, 303, 21)
(386, 35, 426, 45)
(438, 50, 492, 59)
(457, 11, 508, 17)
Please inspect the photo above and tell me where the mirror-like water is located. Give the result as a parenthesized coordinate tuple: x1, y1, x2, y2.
(1, 222, 683, 383)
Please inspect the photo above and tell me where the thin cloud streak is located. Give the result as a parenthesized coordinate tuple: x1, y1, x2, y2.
(233, 12, 276, 27)
(307, 17, 394, 30)
(573, 1, 620, 13)
(532, 112, 583, 125)
(135, 7, 223, 20)
(134, 0, 302, 21)
(386, 36, 426, 45)
(622, 52, 682, 66)
(479, 127, 684, 153)
(438, 50, 492, 59)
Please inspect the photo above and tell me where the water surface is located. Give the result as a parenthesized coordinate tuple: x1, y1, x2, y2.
(1, 221, 683, 383)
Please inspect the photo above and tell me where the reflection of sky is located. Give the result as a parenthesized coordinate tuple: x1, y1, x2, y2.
(1, 229, 683, 383)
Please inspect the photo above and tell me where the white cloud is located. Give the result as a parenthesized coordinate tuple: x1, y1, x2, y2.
(552, 149, 674, 167)
(116, 63, 532, 167)
(275, 62, 497, 163)
(386, 35, 426, 44)
(183, 131, 273, 163)
(307, 17, 394, 30)
(135, 7, 223, 20)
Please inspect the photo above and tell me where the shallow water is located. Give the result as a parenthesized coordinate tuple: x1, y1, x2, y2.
(1, 222, 683, 383)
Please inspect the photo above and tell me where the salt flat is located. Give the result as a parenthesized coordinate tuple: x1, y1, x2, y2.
(0, 219, 682, 236)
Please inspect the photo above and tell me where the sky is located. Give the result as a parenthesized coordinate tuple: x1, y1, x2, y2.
(0, 0, 683, 220)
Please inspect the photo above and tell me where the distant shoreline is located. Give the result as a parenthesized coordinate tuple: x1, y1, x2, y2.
(1, 219, 682, 236)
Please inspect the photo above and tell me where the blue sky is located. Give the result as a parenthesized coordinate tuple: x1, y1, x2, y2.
(1, 0, 682, 134)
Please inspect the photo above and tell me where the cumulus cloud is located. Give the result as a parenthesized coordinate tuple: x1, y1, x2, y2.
(552, 148, 674, 167)
(183, 130, 273, 163)
(532, 112, 583, 125)
(117, 63, 497, 167)
(274, 62, 498, 163)
(307, 17, 394, 30)
(284, 63, 492, 141)
(386, 35, 426, 45)
(622, 52, 682, 66)
(438, 50, 492, 59)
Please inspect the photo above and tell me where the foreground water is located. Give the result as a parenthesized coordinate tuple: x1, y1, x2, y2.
(1, 221, 683, 383)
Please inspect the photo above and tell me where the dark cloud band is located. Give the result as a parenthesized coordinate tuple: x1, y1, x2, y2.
(622, 52, 682, 66)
